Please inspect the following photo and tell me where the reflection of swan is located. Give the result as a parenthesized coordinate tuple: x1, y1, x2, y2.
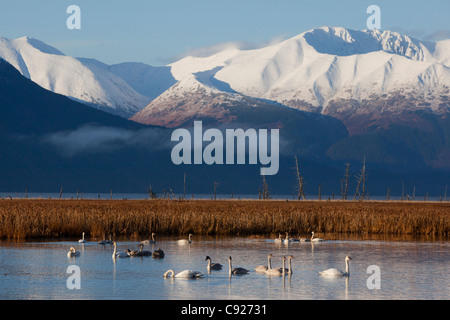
(112, 242, 130, 258)
(163, 269, 204, 279)
(206, 256, 223, 270)
(319, 256, 352, 277)
(152, 248, 165, 259)
(228, 256, 249, 275)
(177, 233, 193, 245)
(311, 232, 324, 242)
(141, 233, 156, 245)
(67, 247, 80, 257)
(255, 254, 273, 273)
(265, 256, 286, 276)
(78, 232, 86, 243)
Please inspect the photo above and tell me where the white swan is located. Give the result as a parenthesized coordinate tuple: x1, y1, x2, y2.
(112, 242, 131, 258)
(67, 247, 80, 258)
(163, 269, 204, 279)
(177, 233, 193, 245)
(228, 256, 249, 275)
(319, 256, 352, 277)
(265, 256, 286, 276)
(206, 256, 223, 270)
(299, 235, 311, 242)
(78, 232, 86, 243)
(141, 233, 156, 245)
(283, 233, 291, 244)
(255, 254, 273, 273)
(311, 231, 324, 242)
(287, 255, 294, 275)
(274, 233, 283, 244)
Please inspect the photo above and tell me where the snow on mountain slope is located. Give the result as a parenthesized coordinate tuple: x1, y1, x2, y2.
(163, 26, 450, 118)
(0, 36, 150, 117)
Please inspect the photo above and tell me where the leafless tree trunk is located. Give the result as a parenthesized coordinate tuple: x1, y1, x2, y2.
(294, 155, 306, 200)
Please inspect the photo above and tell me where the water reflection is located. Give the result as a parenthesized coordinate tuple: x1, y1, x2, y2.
(0, 235, 448, 300)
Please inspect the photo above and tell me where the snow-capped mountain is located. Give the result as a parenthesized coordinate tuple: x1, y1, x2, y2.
(0, 36, 151, 117)
(132, 27, 450, 132)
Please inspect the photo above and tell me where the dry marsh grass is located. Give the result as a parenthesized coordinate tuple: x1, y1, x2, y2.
(0, 199, 448, 240)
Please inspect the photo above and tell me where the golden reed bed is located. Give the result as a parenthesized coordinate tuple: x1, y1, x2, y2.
(0, 199, 448, 240)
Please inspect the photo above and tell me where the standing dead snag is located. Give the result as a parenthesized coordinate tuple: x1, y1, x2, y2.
(213, 181, 219, 200)
(261, 175, 270, 200)
(344, 162, 350, 201)
(354, 157, 367, 201)
(294, 155, 306, 200)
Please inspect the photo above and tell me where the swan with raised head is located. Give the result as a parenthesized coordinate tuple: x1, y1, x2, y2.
(311, 231, 324, 242)
(141, 233, 156, 245)
(319, 256, 352, 277)
(78, 232, 86, 243)
(274, 233, 283, 244)
(163, 269, 204, 279)
(228, 256, 249, 275)
(283, 233, 291, 244)
(177, 233, 193, 245)
(265, 256, 286, 276)
(287, 255, 294, 275)
(206, 256, 223, 270)
(255, 254, 273, 273)
(112, 242, 131, 258)
(139, 243, 152, 256)
(67, 247, 80, 258)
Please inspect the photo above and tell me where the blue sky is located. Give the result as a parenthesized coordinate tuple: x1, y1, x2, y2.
(1, 0, 449, 66)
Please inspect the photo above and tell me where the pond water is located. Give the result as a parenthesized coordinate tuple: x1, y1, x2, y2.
(0, 235, 448, 300)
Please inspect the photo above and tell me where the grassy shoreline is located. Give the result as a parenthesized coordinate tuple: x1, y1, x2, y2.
(0, 199, 448, 240)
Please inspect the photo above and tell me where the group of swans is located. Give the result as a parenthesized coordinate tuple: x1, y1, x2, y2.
(255, 254, 294, 276)
(276, 231, 325, 243)
(112, 242, 164, 259)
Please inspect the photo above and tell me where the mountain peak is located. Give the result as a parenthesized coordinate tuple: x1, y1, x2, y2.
(302, 26, 425, 61)
(15, 36, 65, 56)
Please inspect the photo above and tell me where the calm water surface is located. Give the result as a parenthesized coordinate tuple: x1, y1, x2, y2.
(0, 235, 448, 300)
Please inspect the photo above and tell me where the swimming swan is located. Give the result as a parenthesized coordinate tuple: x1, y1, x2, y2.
(78, 232, 86, 243)
(163, 270, 204, 279)
(274, 234, 283, 244)
(319, 256, 352, 277)
(141, 233, 156, 245)
(112, 242, 131, 258)
(67, 247, 80, 258)
(152, 248, 165, 259)
(206, 256, 223, 270)
(311, 232, 324, 242)
(177, 233, 193, 245)
(265, 256, 286, 276)
(287, 255, 294, 275)
(255, 254, 273, 273)
(139, 243, 152, 256)
(228, 256, 249, 275)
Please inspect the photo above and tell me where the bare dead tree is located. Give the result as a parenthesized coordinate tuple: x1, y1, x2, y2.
(261, 175, 270, 200)
(183, 172, 186, 200)
(344, 162, 350, 201)
(294, 155, 306, 200)
(213, 181, 220, 200)
(354, 157, 366, 201)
